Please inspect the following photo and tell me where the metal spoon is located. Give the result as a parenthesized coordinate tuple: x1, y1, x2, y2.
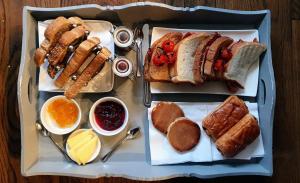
(35, 122, 78, 164)
(133, 25, 144, 77)
(101, 127, 141, 162)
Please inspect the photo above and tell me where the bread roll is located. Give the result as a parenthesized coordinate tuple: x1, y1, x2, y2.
(215, 114, 260, 157)
(202, 96, 249, 141)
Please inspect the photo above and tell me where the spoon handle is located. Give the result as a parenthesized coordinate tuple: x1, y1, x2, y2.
(101, 135, 128, 162)
(48, 135, 74, 163)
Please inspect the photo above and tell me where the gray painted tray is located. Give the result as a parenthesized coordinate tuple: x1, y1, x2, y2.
(18, 2, 275, 180)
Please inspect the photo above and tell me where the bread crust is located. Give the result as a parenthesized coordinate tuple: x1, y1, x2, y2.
(170, 33, 209, 84)
(34, 17, 71, 66)
(48, 26, 87, 66)
(215, 114, 260, 157)
(55, 37, 100, 88)
(202, 96, 249, 141)
(151, 102, 184, 134)
(167, 117, 200, 152)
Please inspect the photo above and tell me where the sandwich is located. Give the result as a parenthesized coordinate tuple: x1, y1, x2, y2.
(34, 16, 85, 66)
(55, 37, 100, 88)
(170, 33, 209, 84)
(64, 47, 111, 99)
(144, 32, 183, 82)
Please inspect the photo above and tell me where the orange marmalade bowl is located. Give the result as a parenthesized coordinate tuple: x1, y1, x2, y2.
(40, 95, 81, 135)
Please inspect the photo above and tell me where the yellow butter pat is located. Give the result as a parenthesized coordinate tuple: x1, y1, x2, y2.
(77, 136, 98, 165)
(67, 129, 93, 148)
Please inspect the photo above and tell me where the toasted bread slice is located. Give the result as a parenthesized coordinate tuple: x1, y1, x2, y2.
(203, 36, 233, 79)
(48, 25, 88, 66)
(64, 48, 111, 99)
(224, 40, 266, 88)
(55, 37, 100, 88)
(146, 32, 183, 82)
(34, 17, 71, 66)
(171, 33, 209, 84)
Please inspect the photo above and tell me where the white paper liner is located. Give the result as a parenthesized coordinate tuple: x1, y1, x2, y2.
(148, 101, 264, 165)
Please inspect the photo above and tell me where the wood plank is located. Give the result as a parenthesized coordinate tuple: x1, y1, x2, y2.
(0, 0, 9, 182)
(292, 0, 300, 19)
(0, 0, 300, 182)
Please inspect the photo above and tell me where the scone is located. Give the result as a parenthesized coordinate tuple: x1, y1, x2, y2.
(151, 102, 184, 134)
(167, 117, 200, 152)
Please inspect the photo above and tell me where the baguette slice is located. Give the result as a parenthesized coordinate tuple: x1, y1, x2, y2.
(48, 25, 88, 66)
(215, 113, 260, 157)
(224, 40, 267, 88)
(64, 48, 111, 99)
(146, 32, 183, 82)
(34, 17, 71, 66)
(55, 37, 100, 88)
(171, 33, 209, 84)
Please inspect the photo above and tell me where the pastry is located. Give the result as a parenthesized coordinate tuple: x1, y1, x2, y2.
(167, 117, 200, 152)
(202, 95, 249, 141)
(151, 102, 184, 134)
(215, 113, 260, 157)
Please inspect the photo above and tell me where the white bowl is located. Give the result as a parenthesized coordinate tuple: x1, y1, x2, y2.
(89, 97, 128, 136)
(40, 95, 81, 135)
(66, 129, 101, 165)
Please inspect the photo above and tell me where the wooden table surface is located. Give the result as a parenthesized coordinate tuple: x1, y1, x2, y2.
(1, 0, 299, 182)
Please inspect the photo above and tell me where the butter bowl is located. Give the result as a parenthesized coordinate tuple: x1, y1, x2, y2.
(66, 129, 101, 165)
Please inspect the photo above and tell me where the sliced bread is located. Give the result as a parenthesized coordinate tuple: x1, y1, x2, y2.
(171, 33, 209, 84)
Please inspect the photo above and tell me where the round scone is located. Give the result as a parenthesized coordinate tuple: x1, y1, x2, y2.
(167, 117, 200, 152)
(151, 102, 184, 134)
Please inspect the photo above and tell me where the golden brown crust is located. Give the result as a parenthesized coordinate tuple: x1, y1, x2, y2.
(167, 117, 200, 152)
(48, 26, 87, 66)
(34, 48, 48, 66)
(34, 17, 71, 66)
(215, 114, 260, 157)
(151, 102, 184, 134)
(64, 48, 111, 99)
(202, 96, 249, 141)
(55, 37, 100, 88)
